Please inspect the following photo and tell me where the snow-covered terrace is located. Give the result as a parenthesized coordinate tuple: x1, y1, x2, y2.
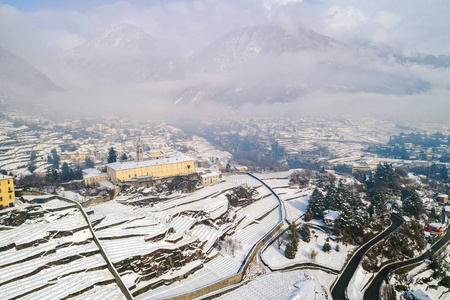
(0, 199, 125, 299)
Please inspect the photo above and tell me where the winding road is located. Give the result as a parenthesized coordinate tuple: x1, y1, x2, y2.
(363, 227, 450, 300)
(331, 213, 404, 300)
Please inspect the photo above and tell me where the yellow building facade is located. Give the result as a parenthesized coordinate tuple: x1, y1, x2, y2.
(0, 175, 15, 209)
(82, 169, 108, 186)
(106, 155, 197, 183)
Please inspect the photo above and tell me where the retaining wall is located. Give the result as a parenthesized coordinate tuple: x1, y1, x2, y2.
(56, 196, 133, 300)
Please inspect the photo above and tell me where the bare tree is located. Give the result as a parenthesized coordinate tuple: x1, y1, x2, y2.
(310, 249, 318, 262)
(275, 235, 283, 249)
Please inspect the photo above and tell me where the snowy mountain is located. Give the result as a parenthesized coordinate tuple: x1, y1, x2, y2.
(64, 23, 433, 106)
(67, 22, 184, 82)
(175, 25, 430, 105)
(192, 24, 346, 72)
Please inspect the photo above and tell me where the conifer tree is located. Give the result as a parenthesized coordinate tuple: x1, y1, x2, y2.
(323, 242, 331, 253)
(108, 147, 117, 163)
(301, 224, 311, 242)
(402, 190, 424, 218)
(324, 184, 337, 210)
(307, 188, 325, 219)
(374, 189, 387, 214)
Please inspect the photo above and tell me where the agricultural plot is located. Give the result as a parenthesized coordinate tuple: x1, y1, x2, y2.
(254, 172, 357, 272)
(0, 199, 125, 300)
(88, 174, 281, 299)
(217, 270, 335, 300)
(261, 225, 356, 271)
(254, 173, 312, 221)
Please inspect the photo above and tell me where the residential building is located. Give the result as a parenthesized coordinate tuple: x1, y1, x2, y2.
(82, 169, 108, 186)
(436, 194, 448, 204)
(0, 175, 15, 209)
(425, 223, 443, 236)
(200, 171, 222, 186)
(323, 210, 340, 226)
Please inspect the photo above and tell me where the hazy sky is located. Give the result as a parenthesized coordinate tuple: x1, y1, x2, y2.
(1, 0, 449, 60)
(0, 0, 449, 120)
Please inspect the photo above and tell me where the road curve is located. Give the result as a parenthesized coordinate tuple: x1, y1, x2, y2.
(363, 227, 450, 300)
(331, 214, 404, 300)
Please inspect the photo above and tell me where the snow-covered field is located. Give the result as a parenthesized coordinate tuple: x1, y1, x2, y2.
(253, 172, 312, 222)
(217, 270, 336, 300)
(347, 262, 372, 300)
(88, 174, 281, 299)
(0, 199, 125, 300)
(262, 225, 355, 271)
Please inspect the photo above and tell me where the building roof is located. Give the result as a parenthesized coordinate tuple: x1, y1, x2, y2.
(0, 174, 13, 180)
(428, 222, 442, 229)
(106, 154, 194, 171)
(82, 168, 106, 179)
(200, 171, 221, 179)
(324, 210, 340, 221)
(82, 168, 102, 176)
(411, 289, 432, 300)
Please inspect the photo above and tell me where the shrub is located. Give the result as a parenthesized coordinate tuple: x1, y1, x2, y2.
(323, 242, 331, 253)
(285, 242, 296, 259)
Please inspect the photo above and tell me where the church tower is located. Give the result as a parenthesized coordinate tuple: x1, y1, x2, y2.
(137, 139, 144, 162)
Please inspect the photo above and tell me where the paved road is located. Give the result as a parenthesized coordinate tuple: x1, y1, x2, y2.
(331, 214, 404, 300)
(363, 227, 450, 300)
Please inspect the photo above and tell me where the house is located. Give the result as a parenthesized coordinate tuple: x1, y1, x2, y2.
(424, 222, 443, 236)
(323, 210, 340, 226)
(436, 194, 448, 204)
(82, 169, 108, 187)
(405, 289, 432, 300)
(200, 171, 222, 186)
(0, 174, 15, 209)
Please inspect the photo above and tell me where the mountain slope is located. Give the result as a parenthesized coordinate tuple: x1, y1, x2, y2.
(67, 22, 184, 82)
(192, 24, 347, 72)
(0, 46, 60, 92)
(176, 25, 430, 105)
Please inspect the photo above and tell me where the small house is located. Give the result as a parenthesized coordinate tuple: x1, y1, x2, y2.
(323, 210, 340, 227)
(424, 222, 443, 236)
(436, 194, 448, 204)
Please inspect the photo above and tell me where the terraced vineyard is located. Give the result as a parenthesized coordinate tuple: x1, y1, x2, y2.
(0, 199, 125, 299)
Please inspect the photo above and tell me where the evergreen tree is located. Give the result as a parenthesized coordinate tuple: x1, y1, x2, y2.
(301, 224, 311, 242)
(51, 149, 60, 169)
(440, 166, 448, 181)
(74, 166, 83, 180)
(284, 241, 296, 259)
(339, 191, 367, 231)
(61, 162, 72, 182)
(324, 184, 337, 210)
(430, 207, 437, 222)
(108, 147, 117, 163)
(375, 163, 395, 188)
(85, 157, 94, 168)
(27, 162, 37, 172)
(288, 222, 299, 247)
(335, 182, 350, 211)
(374, 189, 387, 214)
(121, 153, 128, 161)
(323, 242, 331, 253)
(402, 189, 424, 218)
(307, 188, 325, 219)
(30, 150, 37, 161)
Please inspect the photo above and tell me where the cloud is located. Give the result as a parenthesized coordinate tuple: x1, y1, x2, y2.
(0, 0, 449, 122)
(323, 6, 368, 39)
